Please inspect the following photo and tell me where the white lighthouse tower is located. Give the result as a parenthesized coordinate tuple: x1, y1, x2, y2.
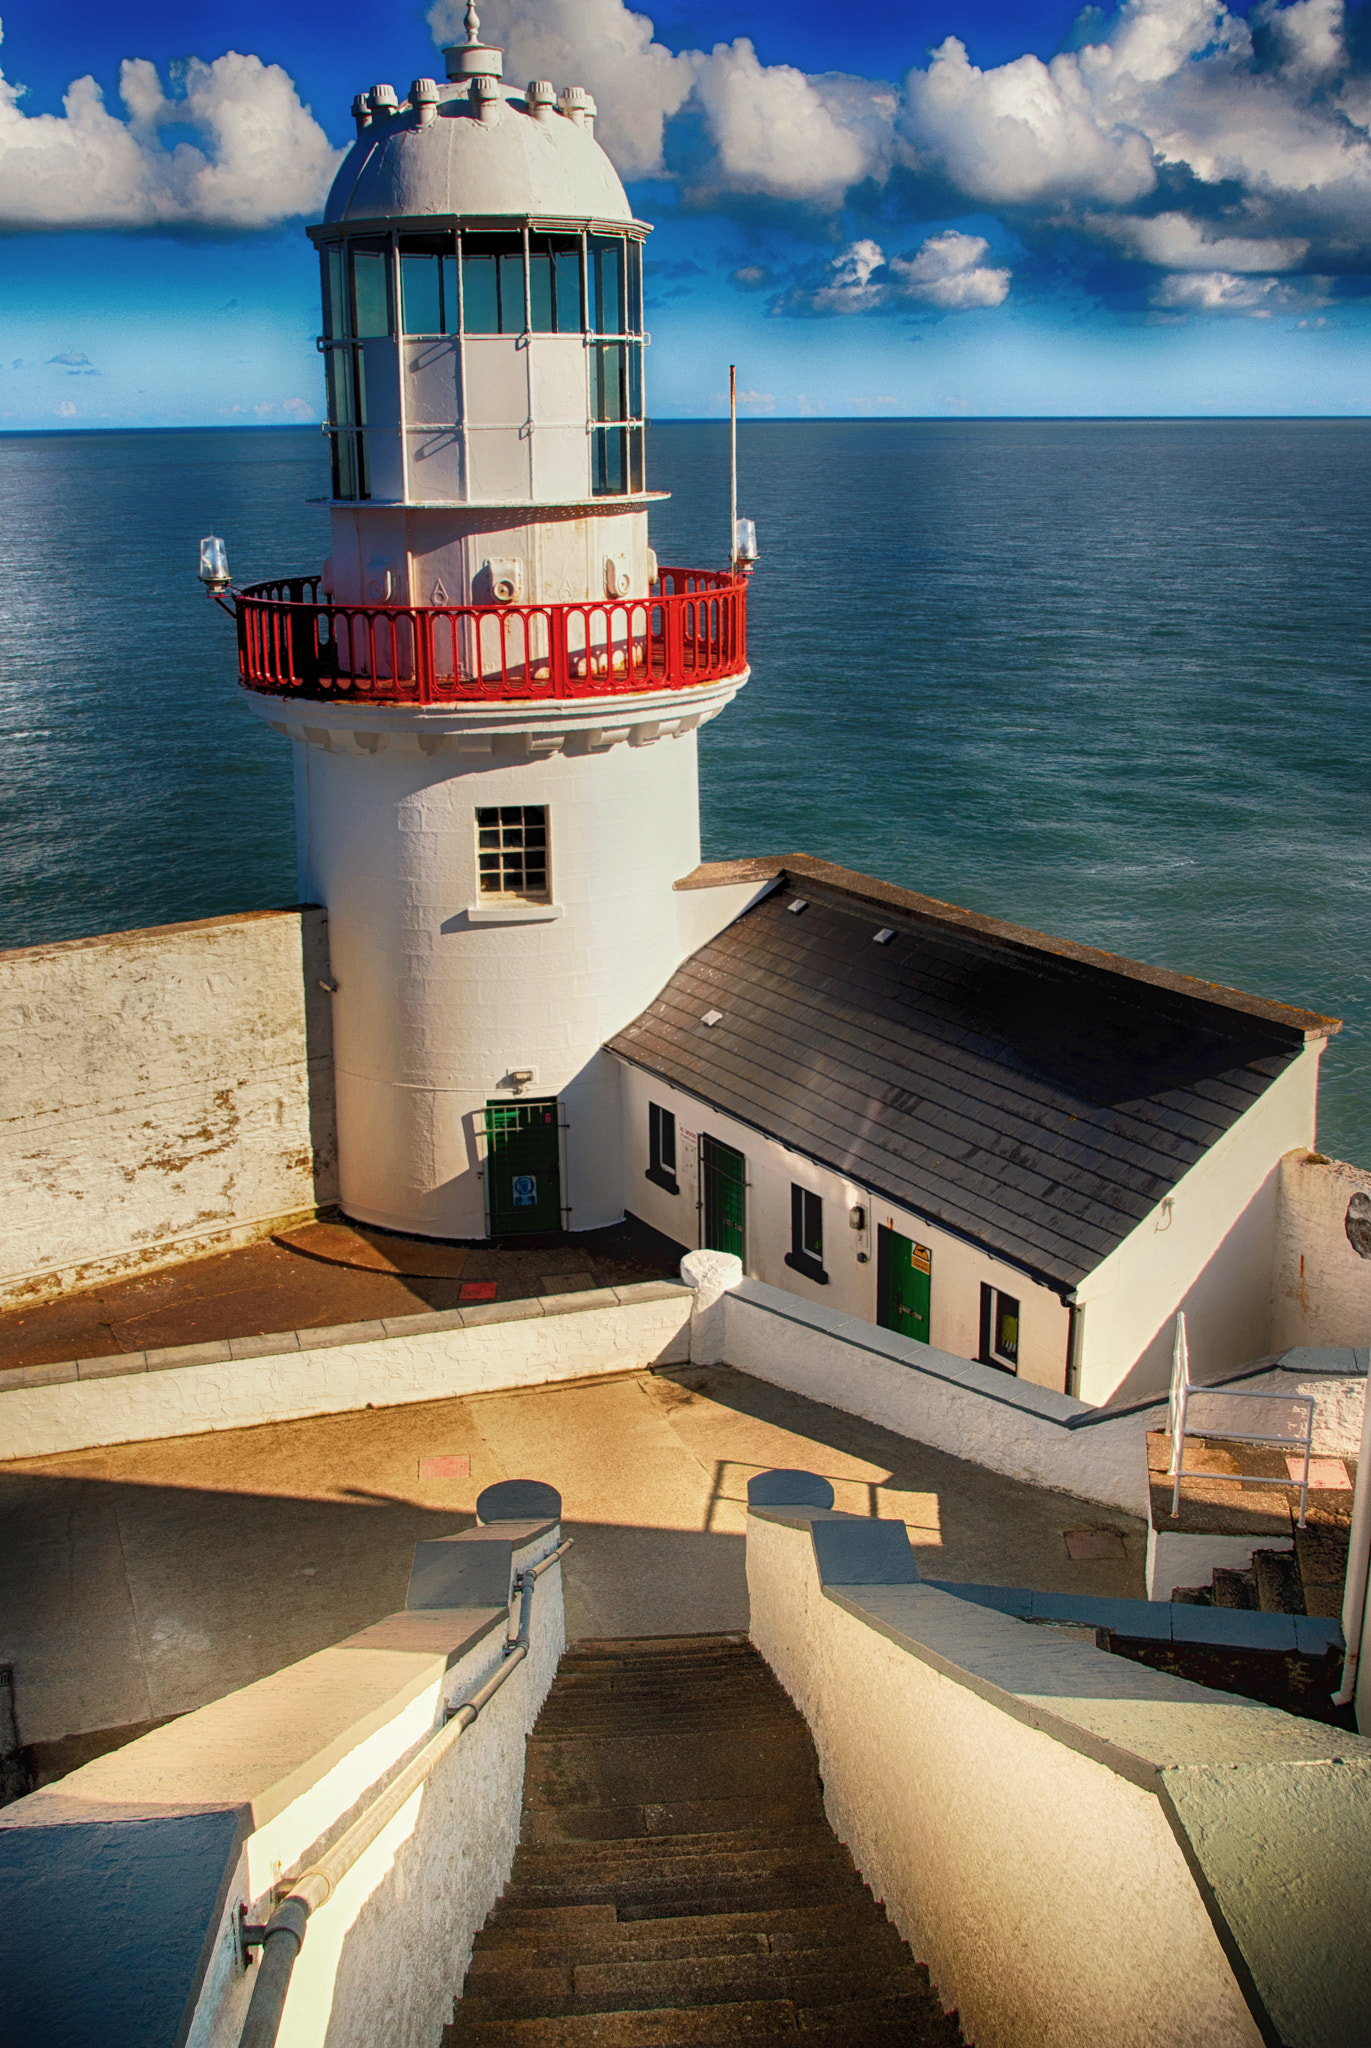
(231, 11, 749, 1241)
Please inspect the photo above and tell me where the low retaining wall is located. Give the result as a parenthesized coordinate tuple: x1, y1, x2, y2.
(0, 1516, 565, 2048)
(0, 908, 338, 1312)
(0, 1281, 691, 1462)
(748, 1504, 1371, 2048)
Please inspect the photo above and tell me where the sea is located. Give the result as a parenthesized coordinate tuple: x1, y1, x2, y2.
(2, 418, 1369, 1161)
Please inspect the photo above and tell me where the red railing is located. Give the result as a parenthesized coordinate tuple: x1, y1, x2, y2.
(233, 567, 747, 705)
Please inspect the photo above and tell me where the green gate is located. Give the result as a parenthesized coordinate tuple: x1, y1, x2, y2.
(485, 1098, 562, 1236)
(700, 1134, 745, 1261)
(876, 1227, 931, 1345)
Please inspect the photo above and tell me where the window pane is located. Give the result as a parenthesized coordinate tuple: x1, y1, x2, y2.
(802, 1191, 822, 1260)
(626, 239, 642, 334)
(628, 426, 644, 494)
(331, 431, 356, 500)
(476, 807, 498, 825)
(462, 252, 499, 332)
(354, 347, 369, 427)
(323, 246, 345, 338)
(554, 245, 584, 332)
(592, 343, 628, 422)
(498, 251, 526, 333)
(628, 343, 642, 419)
(400, 252, 443, 335)
(995, 1294, 1020, 1364)
(528, 247, 555, 332)
(592, 427, 626, 496)
(660, 1111, 676, 1173)
(441, 254, 458, 333)
(589, 234, 624, 333)
(351, 245, 391, 337)
(327, 349, 354, 426)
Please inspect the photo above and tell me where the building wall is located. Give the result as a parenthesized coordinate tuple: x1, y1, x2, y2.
(615, 1060, 1073, 1393)
(1075, 1045, 1322, 1405)
(1270, 1149, 1371, 1352)
(0, 909, 337, 1312)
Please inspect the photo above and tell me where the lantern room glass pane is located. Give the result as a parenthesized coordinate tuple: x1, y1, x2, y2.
(350, 242, 391, 337)
(322, 246, 346, 338)
(462, 232, 527, 333)
(555, 244, 584, 332)
(529, 235, 584, 333)
(327, 349, 355, 427)
(462, 250, 499, 333)
(499, 251, 525, 333)
(626, 240, 642, 335)
(399, 234, 456, 335)
(589, 234, 624, 334)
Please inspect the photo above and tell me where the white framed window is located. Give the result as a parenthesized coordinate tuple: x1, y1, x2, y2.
(980, 1283, 1020, 1374)
(646, 1102, 678, 1195)
(477, 806, 549, 901)
(785, 1184, 828, 1286)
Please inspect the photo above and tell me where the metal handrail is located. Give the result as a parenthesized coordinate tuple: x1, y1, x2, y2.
(236, 1536, 573, 2048)
(1167, 1313, 1315, 1528)
(231, 567, 747, 706)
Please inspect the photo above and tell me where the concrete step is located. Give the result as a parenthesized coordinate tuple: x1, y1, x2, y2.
(458, 1954, 930, 2021)
(510, 1825, 843, 1873)
(481, 1901, 896, 1952)
(1211, 1567, 1259, 1610)
(520, 1796, 823, 1845)
(1253, 1547, 1306, 1615)
(499, 1866, 864, 1913)
(470, 1922, 908, 1975)
(446, 1997, 802, 2044)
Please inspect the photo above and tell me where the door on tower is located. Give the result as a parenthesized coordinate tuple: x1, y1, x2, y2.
(699, 1134, 746, 1262)
(484, 1099, 562, 1236)
(876, 1227, 931, 1346)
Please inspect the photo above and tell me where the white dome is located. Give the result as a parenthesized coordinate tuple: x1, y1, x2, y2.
(324, 86, 634, 227)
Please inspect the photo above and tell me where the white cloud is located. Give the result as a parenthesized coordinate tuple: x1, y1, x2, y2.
(54, 399, 76, 416)
(888, 229, 1010, 308)
(0, 33, 342, 230)
(1151, 269, 1333, 314)
(780, 231, 1009, 315)
(1085, 209, 1309, 270)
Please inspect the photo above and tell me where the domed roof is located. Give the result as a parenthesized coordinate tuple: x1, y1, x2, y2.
(324, 82, 634, 228)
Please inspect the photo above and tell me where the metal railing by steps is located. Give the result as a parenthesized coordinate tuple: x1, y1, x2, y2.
(448, 1634, 964, 2046)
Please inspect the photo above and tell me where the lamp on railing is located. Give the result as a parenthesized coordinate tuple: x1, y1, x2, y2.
(733, 518, 759, 575)
(198, 535, 232, 595)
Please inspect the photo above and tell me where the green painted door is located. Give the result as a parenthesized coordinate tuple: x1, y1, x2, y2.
(877, 1227, 931, 1345)
(700, 1134, 745, 1261)
(485, 1098, 562, 1235)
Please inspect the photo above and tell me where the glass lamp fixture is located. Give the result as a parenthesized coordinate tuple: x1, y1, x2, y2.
(198, 535, 231, 593)
(733, 518, 759, 566)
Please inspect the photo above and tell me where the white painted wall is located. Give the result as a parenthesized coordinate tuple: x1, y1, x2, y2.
(1074, 1048, 1321, 1405)
(747, 1509, 1364, 2048)
(0, 909, 336, 1312)
(0, 1282, 691, 1462)
(1271, 1150, 1371, 1352)
(276, 682, 747, 1240)
(616, 1059, 1073, 1392)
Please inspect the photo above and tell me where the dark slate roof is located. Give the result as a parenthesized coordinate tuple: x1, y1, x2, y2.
(607, 855, 1341, 1292)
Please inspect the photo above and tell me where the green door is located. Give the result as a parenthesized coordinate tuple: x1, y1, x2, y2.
(877, 1227, 931, 1345)
(485, 1099, 562, 1236)
(700, 1134, 745, 1261)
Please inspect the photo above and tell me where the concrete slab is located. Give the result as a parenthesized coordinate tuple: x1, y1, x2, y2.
(0, 1362, 1148, 1770)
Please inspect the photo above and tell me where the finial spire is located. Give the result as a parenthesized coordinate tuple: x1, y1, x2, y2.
(465, 1, 481, 42)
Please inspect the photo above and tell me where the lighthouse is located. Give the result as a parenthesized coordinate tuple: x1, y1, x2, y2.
(230, 10, 750, 1241)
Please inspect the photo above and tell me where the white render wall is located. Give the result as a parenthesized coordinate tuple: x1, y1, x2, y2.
(1271, 1149, 1371, 1351)
(0, 909, 336, 1312)
(1075, 1046, 1322, 1405)
(284, 690, 750, 1239)
(616, 1059, 1073, 1393)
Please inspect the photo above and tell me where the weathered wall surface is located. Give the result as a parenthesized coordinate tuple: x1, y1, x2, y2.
(1271, 1150, 1371, 1352)
(0, 909, 337, 1309)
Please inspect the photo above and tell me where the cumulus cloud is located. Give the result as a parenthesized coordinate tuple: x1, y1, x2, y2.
(1151, 269, 1333, 314)
(780, 231, 1010, 315)
(0, 31, 342, 230)
(47, 349, 91, 365)
(438, 0, 1371, 314)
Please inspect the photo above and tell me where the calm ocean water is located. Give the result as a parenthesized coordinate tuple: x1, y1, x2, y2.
(2, 419, 1369, 1160)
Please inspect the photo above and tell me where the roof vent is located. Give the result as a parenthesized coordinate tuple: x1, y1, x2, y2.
(526, 79, 557, 120)
(351, 92, 373, 133)
(471, 73, 504, 123)
(558, 84, 596, 134)
(411, 77, 440, 128)
(873, 928, 895, 945)
(788, 898, 808, 915)
(702, 1009, 723, 1028)
(368, 83, 399, 114)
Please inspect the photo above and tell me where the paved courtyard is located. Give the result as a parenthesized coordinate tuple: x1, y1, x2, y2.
(0, 1361, 1147, 1784)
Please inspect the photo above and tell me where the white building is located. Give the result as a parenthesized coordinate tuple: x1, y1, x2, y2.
(228, 14, 1341, 1413)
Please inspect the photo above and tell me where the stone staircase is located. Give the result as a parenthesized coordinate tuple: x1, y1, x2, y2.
(448, 1633, 963, 2046)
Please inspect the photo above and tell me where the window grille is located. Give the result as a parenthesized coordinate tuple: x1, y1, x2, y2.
(477, 806, 549, 900)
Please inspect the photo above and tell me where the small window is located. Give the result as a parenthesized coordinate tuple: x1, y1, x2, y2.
(476, 805, 549, 901)
(980, 1284, 1020, 1374)
(350, 240, 392, 338)
(647, 1102, 678, 1195)
(785, 1185, 828, 1286)
(462, 231, 526, 334)
(399, 234, 458, 335)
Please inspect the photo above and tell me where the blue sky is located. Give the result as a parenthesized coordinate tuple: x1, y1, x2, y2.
(3, 0, 1371, 424)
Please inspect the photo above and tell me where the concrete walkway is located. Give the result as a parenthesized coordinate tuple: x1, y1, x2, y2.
(0, 1362, 1147, 1780)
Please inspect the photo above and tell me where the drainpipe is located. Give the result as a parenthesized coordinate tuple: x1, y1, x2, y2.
(1064, 1298, 1085, 1400)
(1333, 1351, 1371, 1718)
